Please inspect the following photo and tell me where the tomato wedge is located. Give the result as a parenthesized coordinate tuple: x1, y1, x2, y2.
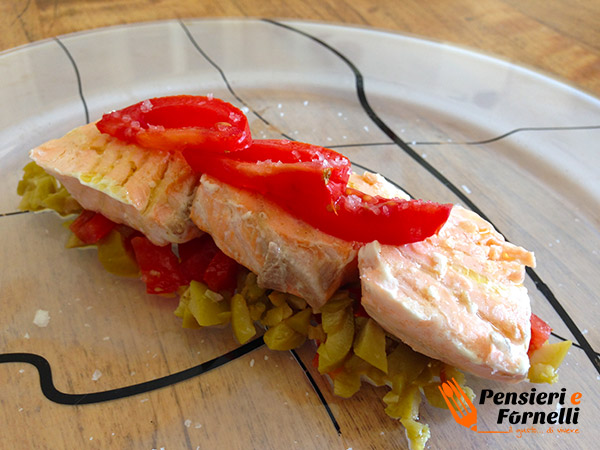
(185, 139, 452, 245)
(528, 313, 552, 355)
(96, 95, 251, 153)
(69, 210, 116, 245)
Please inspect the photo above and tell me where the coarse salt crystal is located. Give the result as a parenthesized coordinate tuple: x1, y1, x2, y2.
(184, 419, 192, 428)
(33, 310, 50, 327)
(92, 370, 102, 381)
(250, 359, 255, 367)
(140, 99, 153, 112)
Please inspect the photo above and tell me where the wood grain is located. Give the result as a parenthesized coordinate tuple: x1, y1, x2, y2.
(1, 0, 599, 97)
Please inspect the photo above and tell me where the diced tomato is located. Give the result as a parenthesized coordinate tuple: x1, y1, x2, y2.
(178, 234, 219, 284)
(203, 250, 240, 293)
(69, 210, 116, 244)
(528, 313, 552, 355)
(130, 236, 183, 294)
(96, 95, 251, 154)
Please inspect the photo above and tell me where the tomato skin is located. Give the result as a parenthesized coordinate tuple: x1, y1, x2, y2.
(185, 139, 452, 245)
(69, 210, 116, 244)
(203, 250, 240, 293)
(96, 95, 251, 153)
(183, 139, 351, 199)
(528, 313, 552, 355)
(130, 236, 183, 294)
(99, 96, 452, 246)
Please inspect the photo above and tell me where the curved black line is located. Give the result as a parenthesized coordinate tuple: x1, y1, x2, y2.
(0, 337, 264, 405)
(178, 20, 294, 141)
(264, 19, 600, 375)
(290, 349, 341, 435)
(178, 19, 342, 432)
(262, 19, 485, 217)
(54, 38, 89, 124)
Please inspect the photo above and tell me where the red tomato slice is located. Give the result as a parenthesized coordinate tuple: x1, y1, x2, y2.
(69, 210, 116, 244)
(185, 139, 451, 245)
(96, 95, 251, 153)
(183, 139, 351, 198)
(131, 236, 183, 294)
(528, 313, 552, 355)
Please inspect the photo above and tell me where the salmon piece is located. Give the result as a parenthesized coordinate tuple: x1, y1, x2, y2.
(190, 171, 403, 310)
(30, 123, 201, 245)
(359, 205, 535, 382)
(191, 174, 353, 310)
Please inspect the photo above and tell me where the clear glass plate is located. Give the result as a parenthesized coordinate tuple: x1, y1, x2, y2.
(1, 18, 598, 449)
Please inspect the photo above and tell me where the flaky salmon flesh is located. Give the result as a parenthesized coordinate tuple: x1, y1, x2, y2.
(30, 123, 200, 246)
(29, 122, 536, 381)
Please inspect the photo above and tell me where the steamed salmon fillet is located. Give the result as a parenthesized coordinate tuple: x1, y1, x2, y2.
(189, 171, 410, 310)
(29, 123, 200, 245)
(192, 173, 367, 310)
(359, 205, 536, 382)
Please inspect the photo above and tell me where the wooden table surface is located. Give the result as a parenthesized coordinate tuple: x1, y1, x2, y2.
(2, 0, 599, 98)
(2, 2, 600, 450)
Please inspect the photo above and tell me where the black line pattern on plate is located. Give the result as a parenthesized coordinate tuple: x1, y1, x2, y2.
(178, 19, 343, 432)
(291, 349, 342, 435)
(264, 19, 600, 375)
(550, 332, 598, 354)
(178, 20, 294, 141)
(0, 210, 29, 218)
(327, 125, 600, 148)
(0, 338, 264, 405)
(0, 25, 268, 413)
(53, 37, 89, 124)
